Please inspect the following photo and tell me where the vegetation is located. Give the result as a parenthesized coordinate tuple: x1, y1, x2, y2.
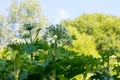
(0, 0, 120, 80)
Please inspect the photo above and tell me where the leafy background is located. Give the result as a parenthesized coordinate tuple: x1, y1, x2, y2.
(0, 0, 120, 80)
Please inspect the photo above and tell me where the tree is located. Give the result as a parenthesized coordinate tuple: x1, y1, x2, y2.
(7, 0, 46, 39)
(0, 15, 10, 46)
(62, 13, 120, 80)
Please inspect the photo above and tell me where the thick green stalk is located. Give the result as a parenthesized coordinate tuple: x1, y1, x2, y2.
(29, 30, 34, 60)
(29, 30, 33, 43)
(52, 39, 57, 61)
(107, 52, 110, 80)
(50, 39, 57, 80)
(14, 54, 20, 80)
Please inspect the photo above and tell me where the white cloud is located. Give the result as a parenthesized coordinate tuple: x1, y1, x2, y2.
(59, 9, 69, 20)
(50, 9, 70, 24)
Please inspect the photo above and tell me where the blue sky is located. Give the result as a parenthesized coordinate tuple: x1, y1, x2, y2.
(0, 0, 120, 23)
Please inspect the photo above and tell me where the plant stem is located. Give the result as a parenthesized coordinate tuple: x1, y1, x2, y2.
(107, 52, 110, 80)
(14, 54, 20, 80)
(29, 30, 34, 60)
(29, 30, 33, 43)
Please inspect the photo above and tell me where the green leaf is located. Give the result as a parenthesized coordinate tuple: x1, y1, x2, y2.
(22, 44, 37, 55)
(19, 69, 28, 80)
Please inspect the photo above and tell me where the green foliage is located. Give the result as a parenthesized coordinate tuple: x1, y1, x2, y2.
(62, 13, 120, 80)
(64, 26, 100, 58)
(0, 0, 120, 79)
(42, 24, 72, 47)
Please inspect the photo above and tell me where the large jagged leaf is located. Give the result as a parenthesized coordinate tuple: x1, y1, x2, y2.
(22, 44, 37, 55)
